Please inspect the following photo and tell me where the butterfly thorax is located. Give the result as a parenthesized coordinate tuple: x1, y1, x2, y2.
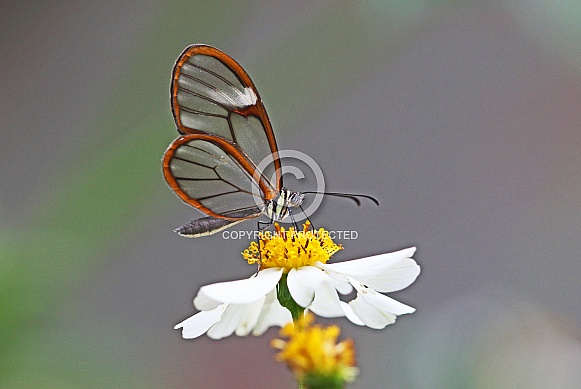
(263, 188, 304, 221)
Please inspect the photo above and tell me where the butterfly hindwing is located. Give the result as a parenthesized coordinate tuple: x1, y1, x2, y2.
(163, 133, 277, 219)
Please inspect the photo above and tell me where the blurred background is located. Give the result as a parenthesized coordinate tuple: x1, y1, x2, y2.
(1, 1, 580, 387)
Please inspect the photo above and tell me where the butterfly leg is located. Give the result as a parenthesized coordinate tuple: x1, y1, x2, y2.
(257, 219, 272, 232)
(288, 209, 300, 231)
(298, 204, 315, 231)
(288, 209, 314, 254)
(256, 219, 273, 268)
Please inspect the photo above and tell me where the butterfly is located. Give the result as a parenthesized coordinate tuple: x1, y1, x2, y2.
(162, 44, 377, 238)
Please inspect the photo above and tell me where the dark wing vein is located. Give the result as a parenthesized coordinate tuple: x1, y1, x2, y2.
(179, 73, 239, 107)
(177, 88, 237, 142)
(189, 62, 253, 103)
(183, 143, 224, 159)
(179, 106, 227, 119)
(213, 170, 260, 198)
(226, 112, 236, 143)
(197, 189, 241, 201)
(172, 156, 213, 170)
(227, 205, 262, 213)
(174, 146, 259, 198)
(177, 86, 231, 111)
(173, 177, 221, 181)
(188, 62, 238, 91)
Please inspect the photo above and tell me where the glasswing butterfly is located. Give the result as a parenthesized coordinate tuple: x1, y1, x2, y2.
(162, 44, 377, 237)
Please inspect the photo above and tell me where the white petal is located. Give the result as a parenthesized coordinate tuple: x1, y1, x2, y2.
(287, 266, 327, 308)
(207, 298, 263, 339)
(309, 277, 345, 317)
(340, 301, 365, 326)
(206, 305, 243, 339)
(235, 297, 266, 337)
(351, 279, 416, 315)
(347, 280, 415, 329)
(320, 247, 420, 292)
(321, 268, 353, 295)
(193, 292, 221, 311)
(253, 290, 293, 336)
(350, 294, 397, 329)
(174, 304, 226, 339)
(306, 277, 364, 326)
(361, 290, 415, 315)
(198, 268, 283, 305)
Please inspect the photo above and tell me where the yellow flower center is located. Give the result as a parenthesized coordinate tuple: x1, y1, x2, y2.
(271, 313, 358, 382)
(242, 222, 342, 272)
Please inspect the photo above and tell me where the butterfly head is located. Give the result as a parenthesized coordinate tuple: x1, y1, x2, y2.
(263, 188, 304, 221)
(286, 189, 305, 207)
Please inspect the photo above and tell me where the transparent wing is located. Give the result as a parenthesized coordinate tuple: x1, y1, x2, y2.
(171, 44, 281, 191)
(163, 133, 277, 219)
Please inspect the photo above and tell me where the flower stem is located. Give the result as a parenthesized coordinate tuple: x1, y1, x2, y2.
(303, 374, 346, 388)
(276, 273, 304, 322)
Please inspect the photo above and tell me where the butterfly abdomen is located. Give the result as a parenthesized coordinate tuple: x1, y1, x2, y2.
(174, 217, 245, 237)
(175, 206, 262, 238)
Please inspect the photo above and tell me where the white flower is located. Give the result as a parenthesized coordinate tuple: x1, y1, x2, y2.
(175, 268, 291, 339)
(175, 247, 420, 339)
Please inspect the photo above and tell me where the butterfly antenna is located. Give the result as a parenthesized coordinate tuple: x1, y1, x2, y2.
(302, 191, 380, 207)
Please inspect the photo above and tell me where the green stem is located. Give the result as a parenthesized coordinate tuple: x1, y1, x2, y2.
(303, 374, 345, 388)
(276, 273, 304, 322)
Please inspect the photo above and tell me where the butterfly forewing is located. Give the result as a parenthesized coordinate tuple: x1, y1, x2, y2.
(171, 44, 282, 190)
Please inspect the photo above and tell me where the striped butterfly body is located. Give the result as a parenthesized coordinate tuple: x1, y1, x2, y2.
(162, 45, 304, 237)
